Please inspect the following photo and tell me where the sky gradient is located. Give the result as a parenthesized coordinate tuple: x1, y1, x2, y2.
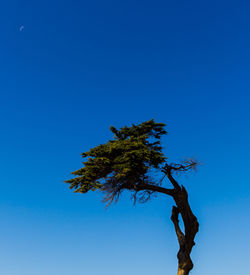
(1, 1, 250, 274)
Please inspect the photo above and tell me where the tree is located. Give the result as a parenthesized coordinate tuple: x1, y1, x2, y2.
(65, 120, 199, 275)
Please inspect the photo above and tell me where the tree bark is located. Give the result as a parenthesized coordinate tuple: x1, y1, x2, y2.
(171, 186, 199, 275)
(177, 267, 191, 275)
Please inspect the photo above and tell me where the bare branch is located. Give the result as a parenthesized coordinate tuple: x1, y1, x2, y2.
(168, 159, 198, 173)
(135, 182, 175, 197)
(162, 159, 198, 190)
(101, 176, 175, 207)
(162, 164, 181, 190)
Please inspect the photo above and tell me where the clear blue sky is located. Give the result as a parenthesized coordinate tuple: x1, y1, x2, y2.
(1, 0, 250, 274)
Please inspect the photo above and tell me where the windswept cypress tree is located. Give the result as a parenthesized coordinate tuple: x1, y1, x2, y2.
(66, 120, 199, 275)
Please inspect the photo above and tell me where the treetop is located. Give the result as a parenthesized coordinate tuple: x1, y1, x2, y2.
(66, 119, 168, 204)
(65, 119, 197, 205)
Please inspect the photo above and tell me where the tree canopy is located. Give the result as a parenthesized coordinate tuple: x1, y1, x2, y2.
(66, 119, 196, 204)
(66, 120, 170, 204)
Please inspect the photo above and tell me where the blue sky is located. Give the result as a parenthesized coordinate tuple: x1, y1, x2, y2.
(0, 0, 250, 274)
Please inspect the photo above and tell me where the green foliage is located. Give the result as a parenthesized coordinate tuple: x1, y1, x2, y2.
(65, 119, 167, 204)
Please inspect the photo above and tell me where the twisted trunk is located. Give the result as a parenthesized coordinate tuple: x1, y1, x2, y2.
(171, 186, 199, 275)
(133, 168, 199, 275)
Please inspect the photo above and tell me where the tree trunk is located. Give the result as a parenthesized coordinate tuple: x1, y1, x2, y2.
(171, 186, 199, 275)
(177, 267, 191, 275)
(176, 254, 193, 275)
